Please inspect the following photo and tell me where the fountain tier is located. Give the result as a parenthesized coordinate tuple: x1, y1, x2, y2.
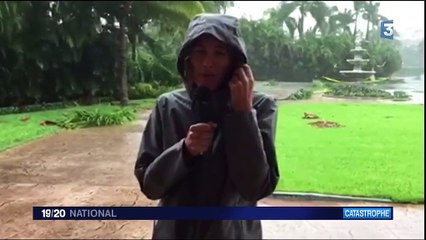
(339, 39, 376, 81)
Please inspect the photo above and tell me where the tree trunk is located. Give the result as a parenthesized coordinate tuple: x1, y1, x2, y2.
(298, 2, 306, 39)
(130, 31, 137, 61)
(353, 12, 358, 41)
(132, 42, 136, 61)
(365, 19, 370, 41)
(299, 14, 304, 39)
(313, 24, 318, 36)
(117, 1, 131, 106)
(365, 1, 373, 41)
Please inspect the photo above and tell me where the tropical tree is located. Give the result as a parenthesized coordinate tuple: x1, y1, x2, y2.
(353, 1, 366, 40)
(201, 1, 234, 13)
(268, 1, 356, 38)
(269, 1, 316, 39)
(94, 1, 206, 105)
(1, 1, 106, 105)
(328, 8, 355, 35)
(362, 1, 388, 42)
(0, 1, 210, 107)
(308, 1, 337, 36)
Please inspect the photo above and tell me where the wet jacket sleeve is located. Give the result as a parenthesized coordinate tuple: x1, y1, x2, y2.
(134, 100, 192, 200)
(223, 97, 280, 201)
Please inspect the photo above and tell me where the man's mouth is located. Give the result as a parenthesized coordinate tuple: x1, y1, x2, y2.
(201, 73, 216, 79)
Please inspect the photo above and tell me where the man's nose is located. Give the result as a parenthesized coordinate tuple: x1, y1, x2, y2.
(202, 56, 214, 68)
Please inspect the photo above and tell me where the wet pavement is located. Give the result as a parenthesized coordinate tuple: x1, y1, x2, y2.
(260, 198, 424, 239)
(0, 112, 154, 239)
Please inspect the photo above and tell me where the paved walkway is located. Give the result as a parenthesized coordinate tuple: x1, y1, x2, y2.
(0, 110, 423, 239)
(260, 198, 424, 239)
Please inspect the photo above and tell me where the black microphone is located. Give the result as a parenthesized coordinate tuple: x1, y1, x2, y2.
(192, 86, 214, 123)
(190, 87, 216, 158)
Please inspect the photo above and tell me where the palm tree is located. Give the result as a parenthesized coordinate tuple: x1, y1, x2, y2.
(0, 1, 26, 39)
(267, 1, 357, 38)
(309, 1, 338, 36)
(272, 1, 314, 40)
(329, 9, 355, 36)
(362, 1, 379, 41)
(95, 1, 206, 105)
(297, 1, 311, 39)
(353, 1, 366, 40)
(201, 1, 234, 14)
(117, 1, 131, 105)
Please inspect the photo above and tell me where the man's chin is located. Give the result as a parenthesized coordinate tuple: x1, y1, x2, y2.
(195, 84, 220, 92)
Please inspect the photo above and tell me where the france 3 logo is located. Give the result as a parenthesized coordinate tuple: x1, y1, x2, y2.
(380, 20, 394, 40)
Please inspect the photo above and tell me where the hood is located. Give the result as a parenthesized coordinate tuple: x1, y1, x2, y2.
(176, 13, 248, 96)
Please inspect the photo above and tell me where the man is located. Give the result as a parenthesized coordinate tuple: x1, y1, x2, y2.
(134, 13, 280, 239)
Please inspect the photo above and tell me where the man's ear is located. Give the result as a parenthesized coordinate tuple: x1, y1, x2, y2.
(184, 56, 197, 88)
(226, 61, 240, 79)
(184, 56, 192, 78)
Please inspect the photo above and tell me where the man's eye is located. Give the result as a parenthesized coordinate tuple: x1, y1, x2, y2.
(193, 49, 206, 55)
(216, 51, 227, 56)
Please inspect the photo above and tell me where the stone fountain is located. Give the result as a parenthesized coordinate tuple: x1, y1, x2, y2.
(340, 38, 376, 81)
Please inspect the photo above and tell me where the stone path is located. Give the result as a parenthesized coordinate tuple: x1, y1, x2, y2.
(0, 112, 154, 239)
(260, 198, 424, 239)
(0, 109, 423, 239)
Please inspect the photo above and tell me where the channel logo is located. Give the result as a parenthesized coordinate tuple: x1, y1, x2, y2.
(380, 20, 394, 40)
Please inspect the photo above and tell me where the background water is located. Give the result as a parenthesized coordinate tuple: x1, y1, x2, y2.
(255, 74, 424, 104)
(376, 74, 424, 104)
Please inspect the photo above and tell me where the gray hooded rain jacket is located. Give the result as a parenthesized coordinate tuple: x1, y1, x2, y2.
(134, 13, 280, 239)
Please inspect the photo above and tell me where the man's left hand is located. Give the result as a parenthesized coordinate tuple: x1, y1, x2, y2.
(229, 64, 254, 112)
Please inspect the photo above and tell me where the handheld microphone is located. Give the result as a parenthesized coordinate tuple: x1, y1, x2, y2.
(191, 86, 216, 157)
(192, 86, 214, 123)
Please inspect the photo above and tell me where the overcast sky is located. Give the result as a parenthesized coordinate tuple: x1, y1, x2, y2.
(226, 1, 424, 42)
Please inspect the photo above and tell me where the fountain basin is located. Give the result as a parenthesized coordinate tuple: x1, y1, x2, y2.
(340, 70, 376, 74)
(339, 38, 377, 81)
(339, 70, 376, 81)
(350, 47, 367, 53)
(347, 59, 370, 64)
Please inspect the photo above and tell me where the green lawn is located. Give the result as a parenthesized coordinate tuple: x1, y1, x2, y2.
(0, 99, 155, 152)
(275, 103, 424, 203)
(1, 99, 423, 203)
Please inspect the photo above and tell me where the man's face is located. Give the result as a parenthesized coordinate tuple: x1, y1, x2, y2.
(188, 35, 231, 91)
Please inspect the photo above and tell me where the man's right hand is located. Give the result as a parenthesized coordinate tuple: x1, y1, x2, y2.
(184, 122, 217, 157)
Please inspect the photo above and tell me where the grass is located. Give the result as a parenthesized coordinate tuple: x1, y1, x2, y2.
(1, 98, 423, 203)
(275, 103, 424, 203)
(0, 99, 156, 152)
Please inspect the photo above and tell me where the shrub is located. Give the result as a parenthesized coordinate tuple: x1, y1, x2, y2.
(393, 91, 411, 101)
(285, 89, 313, 100)
(129, 83, 178, 99)
(57, 108, 136, 129)
(267, 80, 279, 86)
(312, 80, 325, 90)
(0, 102, 79, 115)
(366, 41, 403, 78)
(324, 83, 393, 98)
